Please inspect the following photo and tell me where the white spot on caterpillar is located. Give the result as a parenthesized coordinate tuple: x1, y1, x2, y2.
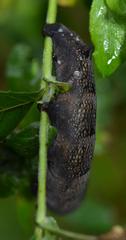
(57, 60, 61, 65)
(74, 70, 81, 79)
(76, 36, 80, 42)
(58, 28, 63, 33)
(70, 33, 73, 37)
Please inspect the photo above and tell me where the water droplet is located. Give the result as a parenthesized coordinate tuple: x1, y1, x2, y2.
(104, 40, 108, 51)
(97, 6, 104, 17)
(107, 55, 116, 65)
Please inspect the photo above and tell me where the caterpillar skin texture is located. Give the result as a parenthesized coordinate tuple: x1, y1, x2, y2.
(43, 24, 96, 214)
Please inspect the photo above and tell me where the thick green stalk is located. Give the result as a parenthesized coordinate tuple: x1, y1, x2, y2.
(35, 0, 57, 239)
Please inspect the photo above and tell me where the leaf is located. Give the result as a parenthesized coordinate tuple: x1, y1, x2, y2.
(106, 0, 126, 16)
(6, 44, 41, 92)
(0, 90, 42, 140)
(19, 103, 40, 129)
(0, 143, 18, 163)
(6, 122, 39, 159)
(90, 0, 126, 76)
(0, 121, 57, 196)
(0, 144, 22, 197)
(0, 142, 35, 198)
(0, 143, 37, 198)
(6, 120, 57, 159)
(0, 173, 18, 197)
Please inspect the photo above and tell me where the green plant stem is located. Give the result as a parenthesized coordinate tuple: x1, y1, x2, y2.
(38, 223, 97, 240)
(35, 0, 57, 239)
(42, 0, 57, 81)
(35, 112, 48, 240)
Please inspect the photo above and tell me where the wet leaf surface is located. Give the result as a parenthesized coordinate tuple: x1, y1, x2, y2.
(90, 0, 126, 76)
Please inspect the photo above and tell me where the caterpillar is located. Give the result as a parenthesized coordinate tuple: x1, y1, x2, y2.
(43, 23, 96, 214)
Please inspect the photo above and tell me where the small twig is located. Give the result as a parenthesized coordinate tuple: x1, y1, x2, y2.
(38, 223, 97, 240)
(37, 223, 126, 240)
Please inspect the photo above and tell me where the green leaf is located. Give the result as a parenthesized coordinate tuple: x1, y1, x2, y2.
(6, 122, 39, 159)
(0, 121, 57, 196)
(0, 144, 22, 197)
(90, 0, 126, 76)
(106, 0, 126, 16)
(0, 90, 42, 140)
(0, 142, 35, 198)
(0, 174, 18, 197)
(19, 103, 40, 129)
(0, 143, 19, 163)
(0, 146, 37, 198)
(6, 121, 57, 159)
(6, 44, 41, 92)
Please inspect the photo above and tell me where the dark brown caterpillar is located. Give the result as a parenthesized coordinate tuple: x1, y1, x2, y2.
(43, 23, 96, 214)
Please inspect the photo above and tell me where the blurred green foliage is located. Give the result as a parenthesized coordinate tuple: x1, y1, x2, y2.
(0, 0, 126, 239)
(6, 44, 41, 92)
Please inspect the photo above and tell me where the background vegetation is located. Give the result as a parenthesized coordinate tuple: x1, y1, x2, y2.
(0, 0, 126, 239)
